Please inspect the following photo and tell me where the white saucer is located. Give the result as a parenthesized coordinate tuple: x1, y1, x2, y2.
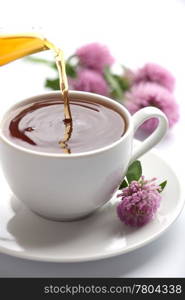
(0, 149, 184, 262)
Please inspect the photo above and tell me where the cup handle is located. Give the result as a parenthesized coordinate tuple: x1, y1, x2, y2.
(129, 107, 169, 165)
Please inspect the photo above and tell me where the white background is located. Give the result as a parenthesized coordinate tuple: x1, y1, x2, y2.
(0, 0, 185, 277)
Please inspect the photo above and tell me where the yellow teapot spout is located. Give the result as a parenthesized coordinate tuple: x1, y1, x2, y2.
(0, 34, 50, 66)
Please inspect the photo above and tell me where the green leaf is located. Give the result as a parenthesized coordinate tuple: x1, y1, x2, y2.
(26, 56, 77, 78)
(158, 180, 167, 192)
(119, 179, 128, 190)
(126, 160, 142, 183)
(45, 78, 59, 90)
(112, 74, 130, 92)
(104, 67, 123, 100)
(25, 56, 56, 69)
(66, 63, 77, 78)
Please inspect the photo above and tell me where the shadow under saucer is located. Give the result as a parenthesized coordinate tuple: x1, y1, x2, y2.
(6, 194, 131, 261)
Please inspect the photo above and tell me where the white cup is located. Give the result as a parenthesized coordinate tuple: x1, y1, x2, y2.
(0, 91, 168, 221)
